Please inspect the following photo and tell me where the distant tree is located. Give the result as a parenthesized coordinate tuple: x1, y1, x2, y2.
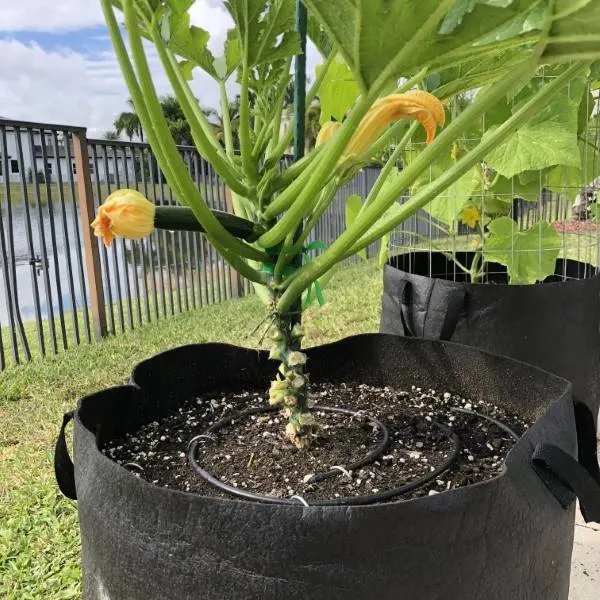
(114, 100, 143, 141)
(103, 130, 121, 141)
(27, 167, 46, 183)
(210, 95, 241, 151)
(112, 94, 237, 148)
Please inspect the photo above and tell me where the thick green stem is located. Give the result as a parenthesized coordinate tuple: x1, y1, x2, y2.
(239, 67, 259, 184)
(268, 308, 314, 448)
(267, 147, 323, 195)
(284, 180, 339, 261)
(219, 80, 235, 157)
(277, 58, 584, 311)
(267, 48, 337, 164)
(266, 58, 293, 156)
(157, 46, 249, 197)
(252, 121, 273, 157)
(273, 231, 297, 284)
(362, 121, 409, 163)
(101, 0, 182, 198)
(258, 95, 373, 246)
(359, 122, 418, 216)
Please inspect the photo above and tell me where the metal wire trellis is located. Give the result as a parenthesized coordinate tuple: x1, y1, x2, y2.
(390, 75, 600, 284)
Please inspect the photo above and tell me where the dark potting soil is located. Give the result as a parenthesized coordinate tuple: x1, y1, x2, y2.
(104, 383, 531, 504)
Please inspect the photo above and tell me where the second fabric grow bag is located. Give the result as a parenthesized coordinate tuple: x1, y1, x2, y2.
(381, 252, 600, 430)
(55, 335, 600, 600)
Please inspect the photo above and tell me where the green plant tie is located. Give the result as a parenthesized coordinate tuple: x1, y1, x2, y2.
(260, 241, 327, 307)
(302, 241, 327, 307)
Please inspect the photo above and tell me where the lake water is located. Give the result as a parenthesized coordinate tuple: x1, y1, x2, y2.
(0, 200, 90, 325)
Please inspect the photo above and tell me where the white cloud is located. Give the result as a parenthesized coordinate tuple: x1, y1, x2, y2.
(0, 1, 328, 136)
(188, 1, 234, 55)
(0, 0, 105, 32)
(0, 0, 233, 35)
(0, 38, 222, 137)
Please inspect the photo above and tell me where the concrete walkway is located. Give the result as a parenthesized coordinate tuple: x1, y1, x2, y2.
(570, 510, 600, 599)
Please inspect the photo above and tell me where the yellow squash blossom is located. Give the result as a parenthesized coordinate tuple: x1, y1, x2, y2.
(315, 121, 342, 147)
(460, 205, 481, 229)
(91, 189, 155, 247)
(345, 90, 445, 160)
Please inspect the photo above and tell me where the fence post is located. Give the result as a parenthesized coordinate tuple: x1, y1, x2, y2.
(72, 130, 108, 340)
(224, 187, 241, 298)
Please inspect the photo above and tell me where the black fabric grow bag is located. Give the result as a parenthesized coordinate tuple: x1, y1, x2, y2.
(55, 334, 600, 600)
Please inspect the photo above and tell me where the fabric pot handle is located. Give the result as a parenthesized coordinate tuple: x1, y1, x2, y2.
(54, 411, 77, 501)
(399, 280, 465, 341)
(436, 286, 466, 341)
(532, 443, 600, 523)
(396, 279, 416, 337)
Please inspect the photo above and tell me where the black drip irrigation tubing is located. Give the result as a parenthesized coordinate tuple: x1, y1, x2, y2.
(449, 407, 521, 441)
(187, 405, 464, 506)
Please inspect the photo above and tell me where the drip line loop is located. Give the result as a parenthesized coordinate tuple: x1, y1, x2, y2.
(449, 407, 520, 441)
(187, 405, 465, 505)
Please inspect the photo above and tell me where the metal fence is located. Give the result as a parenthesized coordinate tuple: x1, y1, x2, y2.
(0, 117, 379, 370)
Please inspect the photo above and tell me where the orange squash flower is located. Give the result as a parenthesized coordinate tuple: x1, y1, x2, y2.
(91, 189, 155, 247)
(345, 90, 445, 160)
(315, 121, 342, 148)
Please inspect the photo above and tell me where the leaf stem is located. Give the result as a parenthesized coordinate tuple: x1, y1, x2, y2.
(258, 94, 373, 245)
(155, 39, 249, 197)
(219, 80, 235, 157)
(239, 66, 259, 184)
(359, 122, 418, 215)
(267, 48, 336, 163)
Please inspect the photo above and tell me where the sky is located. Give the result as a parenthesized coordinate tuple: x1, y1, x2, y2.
(0, 0, 321, 138)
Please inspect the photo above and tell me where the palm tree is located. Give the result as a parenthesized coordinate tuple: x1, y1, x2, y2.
(114, 100, 143, 142)
(103, 130, 120, 141)
(113, 95, 239, 149)
(158, 95, 192, 145)
(209, 95, 241, 151)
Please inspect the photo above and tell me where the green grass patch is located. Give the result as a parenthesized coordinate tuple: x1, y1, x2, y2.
(0, 260, 382, 599)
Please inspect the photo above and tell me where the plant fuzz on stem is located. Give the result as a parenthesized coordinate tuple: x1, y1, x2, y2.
(268, 304, 316, 449)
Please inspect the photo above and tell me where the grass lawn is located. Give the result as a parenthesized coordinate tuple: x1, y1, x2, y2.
(0, 260, 382, 599)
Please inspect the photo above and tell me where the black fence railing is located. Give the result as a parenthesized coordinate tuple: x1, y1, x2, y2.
(0, 118, 380, 370)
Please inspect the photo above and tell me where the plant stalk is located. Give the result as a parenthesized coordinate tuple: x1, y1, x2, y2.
(258, 94, 373, 246)
(219, 81, 235, 157)
(268, 307, 314, 448)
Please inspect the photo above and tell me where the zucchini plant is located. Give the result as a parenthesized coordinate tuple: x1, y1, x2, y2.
(97, 0, 600, 448)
